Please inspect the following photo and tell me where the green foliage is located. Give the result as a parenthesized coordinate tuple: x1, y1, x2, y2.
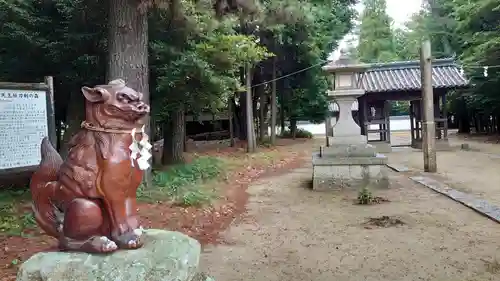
(356, 0, 398, 63)
(137, 156, 224, 206)
(277, 0, 356, 122)
(0, 188, 36, 236)
(355, 0, 456, 62)
(150, 2, 272, 120)
(389, 101, 409, 116)
(0, 0, 357, 162)
(357, 186, 374, 205)
(393, 0, 500, 116)
(280, 128, 313, 138)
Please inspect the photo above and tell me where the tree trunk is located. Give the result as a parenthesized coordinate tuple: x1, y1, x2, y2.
(60, 90, 85, 159)
(107, 0, 151, 186)
(230, 97, 243, 141)
(258, 85, 266, 142)
(229, 100, 235, 147)
(279, 90, 285, 134)
(290, 118, 297, 139)
(496, 114, 500, 134)
(183, 115, 188, 152)
(162, 107, 185, 165)
(457, 97, 470, 134)
(245, 64, 256, 152)
(237, 92, 247, 140)
(270, 53, 277, 144)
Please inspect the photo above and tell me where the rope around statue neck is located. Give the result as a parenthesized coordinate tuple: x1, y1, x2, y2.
(80, 121, 152, 170)
(81, 121, 141, 134)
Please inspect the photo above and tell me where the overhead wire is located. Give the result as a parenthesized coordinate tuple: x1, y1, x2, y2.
(248, 58, 500, 89)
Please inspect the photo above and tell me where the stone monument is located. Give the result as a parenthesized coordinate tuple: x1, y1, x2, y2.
(312, 54, 389, 191)
(21, 80, 211, 281)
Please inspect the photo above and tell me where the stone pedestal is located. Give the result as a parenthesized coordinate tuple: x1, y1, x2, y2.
(312, 143, 389, 191)
(370, 141, 393, 153)
(16, 230, 214, 281)
(312, 89, 389, 191)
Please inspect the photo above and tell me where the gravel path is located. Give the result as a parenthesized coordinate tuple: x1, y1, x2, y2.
(201, 162, 500, 281)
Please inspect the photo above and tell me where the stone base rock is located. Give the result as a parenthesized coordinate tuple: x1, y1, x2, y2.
(17, 229, 213, 281)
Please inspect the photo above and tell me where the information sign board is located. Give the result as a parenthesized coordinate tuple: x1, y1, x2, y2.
(0, 89, 49, 169)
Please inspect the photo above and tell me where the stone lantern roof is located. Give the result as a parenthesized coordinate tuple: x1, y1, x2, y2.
(322, 51, 369, 74)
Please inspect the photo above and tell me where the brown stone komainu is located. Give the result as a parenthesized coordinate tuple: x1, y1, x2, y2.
(30, 79, 151, 253)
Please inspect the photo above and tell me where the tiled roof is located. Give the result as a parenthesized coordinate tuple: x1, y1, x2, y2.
(360, 58, 468, 93)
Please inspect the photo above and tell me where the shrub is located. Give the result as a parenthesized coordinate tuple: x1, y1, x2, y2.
(137, 156, 223, 206)
(280, 128, 313, 139)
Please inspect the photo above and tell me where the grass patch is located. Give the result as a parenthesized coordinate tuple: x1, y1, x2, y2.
(137, 156, 224, 206)
(0, 187, 36, 236)
(356, 186, 390, 205)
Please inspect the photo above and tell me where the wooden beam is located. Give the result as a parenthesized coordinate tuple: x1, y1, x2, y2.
(44, 76, 57, 149)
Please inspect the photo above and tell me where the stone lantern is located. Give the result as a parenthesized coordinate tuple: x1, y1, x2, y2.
(311, 51, 389, 191)
(322, 52, 367, 144)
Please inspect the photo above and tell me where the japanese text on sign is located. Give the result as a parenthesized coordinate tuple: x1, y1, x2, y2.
(0, 89, 48, 169)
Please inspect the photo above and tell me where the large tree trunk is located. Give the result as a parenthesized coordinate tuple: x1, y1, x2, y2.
(237, 92, 247, 140)
(162, 107, 185, 165)
(290, 117, 297, 139)
(107, 0, 152, 186)
(246, 64, 256, 152)
(60, 90, 85, 159)
(457, 97, 470, 134)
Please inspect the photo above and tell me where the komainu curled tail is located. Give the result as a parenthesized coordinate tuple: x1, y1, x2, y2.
(30, 137, 63, 237)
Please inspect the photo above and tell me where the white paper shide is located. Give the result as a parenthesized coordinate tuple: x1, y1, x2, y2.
(129, 125, 152, 170)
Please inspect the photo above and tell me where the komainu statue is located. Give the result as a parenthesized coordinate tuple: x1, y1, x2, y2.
(30, 79, 152, 253)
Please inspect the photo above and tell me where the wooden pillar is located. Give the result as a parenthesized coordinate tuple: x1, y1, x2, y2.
(44, 76, 57, 149)
(420, 40, 437, 172)
(363, 97, 369, 141)
(379, 123, 383, 141)
(434, 97, 442, 139)
(415, 101, 421, 141)
(325, 116, 331, 147)
(385, 100, 391, 144)
(378, 102, 383, 141)
(358, 97, 365, 135)
(410, 101, 415, 145)
(442, 93, 448, 140)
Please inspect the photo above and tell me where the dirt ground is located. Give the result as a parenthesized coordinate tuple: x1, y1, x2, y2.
(201, 135, 500, 281)
(389, 131, 500, 207)
(0, 138, 313, 281)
